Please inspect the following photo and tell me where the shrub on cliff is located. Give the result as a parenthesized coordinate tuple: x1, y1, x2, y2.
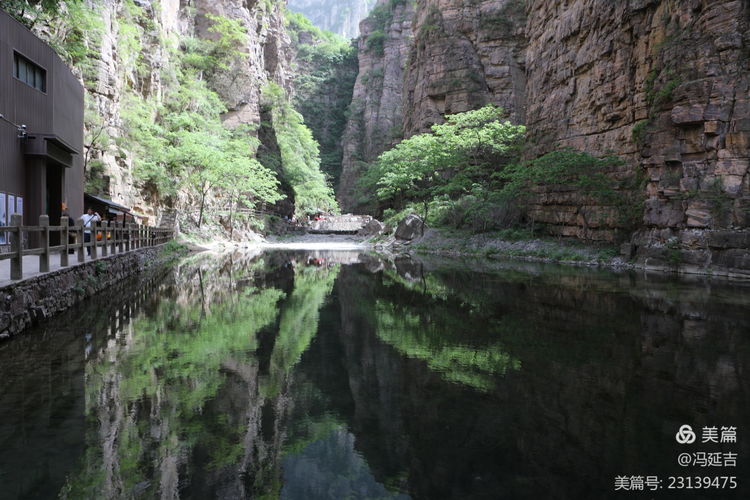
(498, 149, 643, 230)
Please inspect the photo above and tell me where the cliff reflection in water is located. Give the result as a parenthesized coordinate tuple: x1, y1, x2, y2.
(0, 250, 748, 499)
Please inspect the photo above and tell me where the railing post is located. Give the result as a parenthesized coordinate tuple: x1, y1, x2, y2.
(39, 215, 50, 272)
(77, 224, 84, 263)
(61, 216, 69, 267)
(101, 222, 109, 257)
(91, 222, 98, 259)
(10, 214, 23, 280)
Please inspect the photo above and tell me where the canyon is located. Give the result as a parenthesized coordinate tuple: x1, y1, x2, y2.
(11, 0, 748, 275)
(340, 0, 750, 274)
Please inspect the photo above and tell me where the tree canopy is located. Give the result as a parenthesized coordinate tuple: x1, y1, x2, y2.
(362, 105, 525, 220)
(119, 13, 283, 224)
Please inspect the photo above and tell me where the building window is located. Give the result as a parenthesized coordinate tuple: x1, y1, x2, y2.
(13, 52, 46, 92)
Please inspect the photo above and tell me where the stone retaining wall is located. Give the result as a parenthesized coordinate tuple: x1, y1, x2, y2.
(0, 247, 163, 340)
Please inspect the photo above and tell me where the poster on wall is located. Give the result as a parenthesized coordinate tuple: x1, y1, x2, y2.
(8, 195, 15, 218)
(16, 196, 23, 218)
(0, 193, 6, 245)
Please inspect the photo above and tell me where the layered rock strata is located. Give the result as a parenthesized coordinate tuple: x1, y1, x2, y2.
(525, 0, 750, 273)
(402, 0, 527, 136)
(341, 0, 750, 274)
(338, 0, 415, 211)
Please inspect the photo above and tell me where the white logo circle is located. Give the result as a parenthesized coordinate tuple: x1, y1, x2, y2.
(675, 424, 696, 444)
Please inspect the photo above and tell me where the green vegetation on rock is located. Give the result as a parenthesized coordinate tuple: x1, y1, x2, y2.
(362, 105, 643, 237)
(116, 12, 283, 224)
(261, 82, 339, 216)
(286, 9, 358, 186)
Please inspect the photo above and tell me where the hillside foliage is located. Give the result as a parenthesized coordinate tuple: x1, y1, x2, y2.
(361, 105, 637, 234)
(262, 82, 339, 216)
(1, 0, 343, 222)
(361, 105, 526, 227)
(285, 9, 358, 186)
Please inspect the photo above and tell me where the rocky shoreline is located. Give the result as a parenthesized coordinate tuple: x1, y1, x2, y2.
(372, 215, 750, 280)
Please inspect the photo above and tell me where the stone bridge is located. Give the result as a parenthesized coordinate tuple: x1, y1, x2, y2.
(307, 215, 372, 234)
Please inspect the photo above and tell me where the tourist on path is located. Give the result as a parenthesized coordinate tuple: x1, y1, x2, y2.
(80, 208, 101, 256)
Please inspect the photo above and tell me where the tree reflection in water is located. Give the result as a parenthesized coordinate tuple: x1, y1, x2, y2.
(0, 250, 747, 499)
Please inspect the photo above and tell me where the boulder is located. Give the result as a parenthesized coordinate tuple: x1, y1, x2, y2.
(395, 214, 425, 241)
(358, 218, 385, 236)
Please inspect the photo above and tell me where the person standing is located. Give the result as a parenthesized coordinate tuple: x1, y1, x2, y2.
(80, 208, 101, 256)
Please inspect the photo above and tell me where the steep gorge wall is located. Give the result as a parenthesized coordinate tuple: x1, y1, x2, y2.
(287, 17, 359, 185)
(192, 0, 295, 128)
(402, 0, 526, 136)
(341, 0, 750, 273)
(338, 0, 415, 211)
(525, 0, 750, 272)
(35, 0, 294, 223)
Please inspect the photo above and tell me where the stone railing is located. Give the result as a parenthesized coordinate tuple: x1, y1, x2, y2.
(0, 214, 174, 281)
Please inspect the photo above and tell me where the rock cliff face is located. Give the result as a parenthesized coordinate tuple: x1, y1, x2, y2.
(37, 0, 294, 223)
(192, 0, 295, 129)
(402, 0, 526, 136)
(288, 0, 377, 39)
(338, 0, 415, 211)
(341, 0, 750, 273)
(525, 0, 750, 272)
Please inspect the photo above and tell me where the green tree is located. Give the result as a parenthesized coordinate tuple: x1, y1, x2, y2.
(171, 126, 281, 227)
(119, 14, 283, 220)
(0, 0, 80, 28)
(364, 105, 525, 224)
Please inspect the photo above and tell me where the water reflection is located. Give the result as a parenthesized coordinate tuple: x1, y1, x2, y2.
(0, 250, 748, 499)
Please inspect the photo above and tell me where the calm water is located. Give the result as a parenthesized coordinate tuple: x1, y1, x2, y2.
(0, 250, 748, 499)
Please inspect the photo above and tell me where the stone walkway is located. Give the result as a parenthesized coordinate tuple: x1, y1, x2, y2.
(0, 248, 130, 288)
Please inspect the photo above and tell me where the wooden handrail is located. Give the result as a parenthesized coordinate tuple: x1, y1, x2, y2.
(1, 214, 175, 281)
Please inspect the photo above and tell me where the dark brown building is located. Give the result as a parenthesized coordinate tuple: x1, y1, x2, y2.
(0, 9, 84, 246)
